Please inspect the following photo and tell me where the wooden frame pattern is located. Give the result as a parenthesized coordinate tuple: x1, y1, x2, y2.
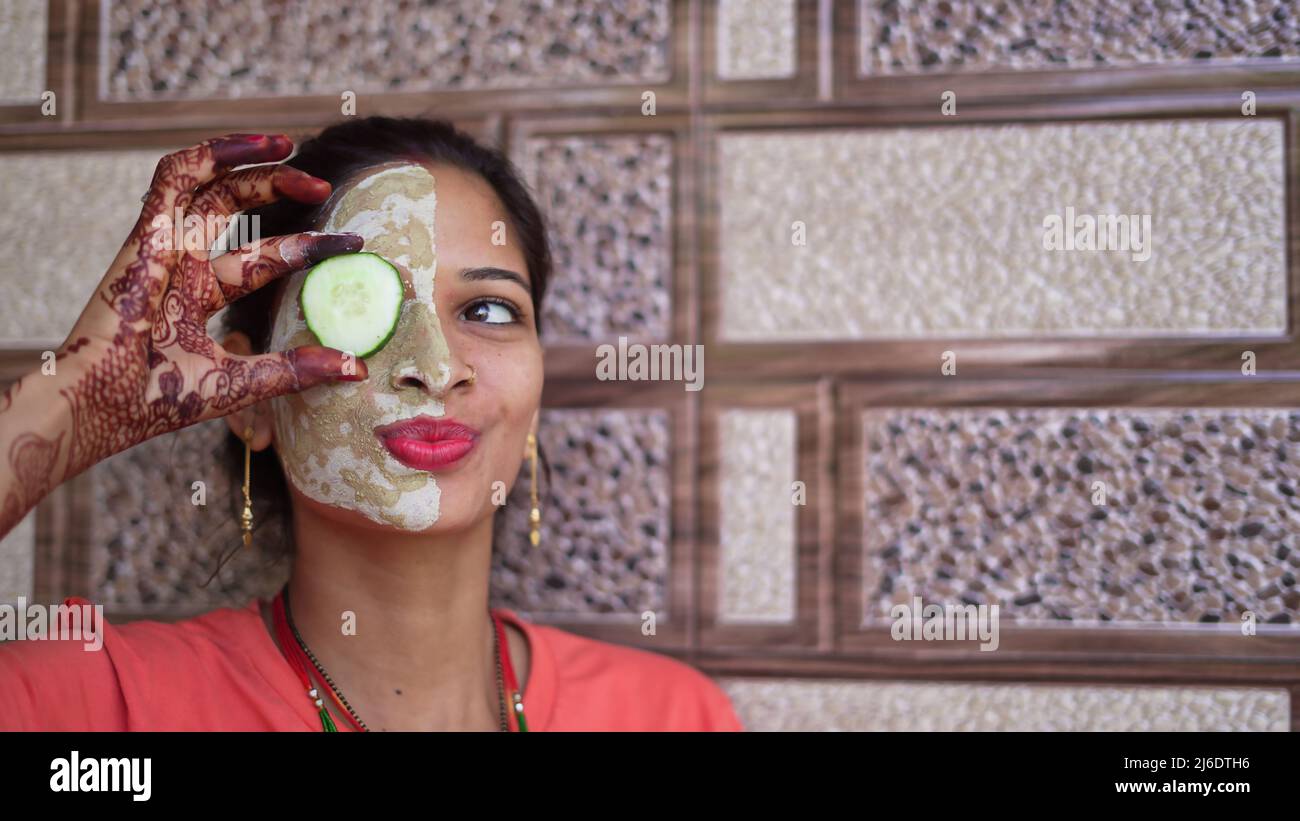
(698, 106, 1300, 377)
(531, 378, 698, 653)
(700, 0, 822, 106)
(506, 112, 699, 376)
(71, 0, 692, 129)
(834, 0, 1300, 108)
(697, 380, 832, 651)
(0, 0, 75, 128)
(835, 375, 1300, 664)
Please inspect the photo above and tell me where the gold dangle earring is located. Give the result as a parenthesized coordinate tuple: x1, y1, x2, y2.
(527, 431, 540, 546)
(240, 426, 254, 548)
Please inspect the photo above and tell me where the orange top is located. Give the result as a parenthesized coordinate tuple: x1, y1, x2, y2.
(0, 596, 744, 732)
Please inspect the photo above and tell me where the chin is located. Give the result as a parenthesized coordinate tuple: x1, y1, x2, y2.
(285, 475, 491, 536)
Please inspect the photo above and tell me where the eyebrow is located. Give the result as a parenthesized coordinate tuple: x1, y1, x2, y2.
(460, 266, 530, 294)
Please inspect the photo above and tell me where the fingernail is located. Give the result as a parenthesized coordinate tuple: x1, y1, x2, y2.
(213, 133, 292, 167)
(273, 166, 331, 203)
(302, 232, 364, 264)
(290, 347, 367, 387)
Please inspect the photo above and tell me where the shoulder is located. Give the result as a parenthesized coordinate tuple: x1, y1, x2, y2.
(0, 597, 278, 730)
(0, 598, 124, 730)
(512, 614, 743, 732)
(109, 598, 265, 661)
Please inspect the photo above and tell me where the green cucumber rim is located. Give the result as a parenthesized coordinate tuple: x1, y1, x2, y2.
(299, 251, 404, 360)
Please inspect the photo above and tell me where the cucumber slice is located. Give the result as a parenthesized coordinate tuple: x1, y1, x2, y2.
(299, 252, 404, 359)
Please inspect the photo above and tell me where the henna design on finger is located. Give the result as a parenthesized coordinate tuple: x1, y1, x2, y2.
(214, 231, 363, 306)
(4, 134, 361, 511)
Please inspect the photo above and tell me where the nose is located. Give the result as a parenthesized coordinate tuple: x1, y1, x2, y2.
(386, 301, 452, 396)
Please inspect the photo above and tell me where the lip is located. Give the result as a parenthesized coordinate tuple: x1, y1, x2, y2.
(374, 416, 480, 471)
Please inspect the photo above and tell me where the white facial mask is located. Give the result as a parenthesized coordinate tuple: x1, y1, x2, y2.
(267, 163, 452, 530)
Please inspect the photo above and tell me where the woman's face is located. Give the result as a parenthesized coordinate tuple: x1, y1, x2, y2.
(267, 161, 542, 533)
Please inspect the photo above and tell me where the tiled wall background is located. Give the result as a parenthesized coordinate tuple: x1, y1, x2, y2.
(1, 0, 1298, 731)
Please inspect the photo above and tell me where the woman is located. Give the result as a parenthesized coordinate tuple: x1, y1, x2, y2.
(0, 117, 743, 731)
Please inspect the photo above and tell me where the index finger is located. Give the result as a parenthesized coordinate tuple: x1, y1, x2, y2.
(144, 133, 295, 225)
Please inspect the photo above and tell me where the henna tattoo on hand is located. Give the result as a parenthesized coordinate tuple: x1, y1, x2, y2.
(0, 432, 64, 531)
(0, 134, 367, 537)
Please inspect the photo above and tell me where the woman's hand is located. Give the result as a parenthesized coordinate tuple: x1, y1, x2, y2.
(0, 133, 367, 537)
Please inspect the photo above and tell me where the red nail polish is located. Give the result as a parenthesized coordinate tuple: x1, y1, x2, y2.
(302, 232, 364, 264)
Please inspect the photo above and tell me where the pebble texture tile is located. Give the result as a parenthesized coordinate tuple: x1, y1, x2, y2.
(0, 149, 162, 344)
(518, 134, 673, 342)
(91, 421, 287, 610)
(491, 409, 672, 619)
(718, 0, 797, 80)
(718, 409, 797, 623)
(861, 408, 1300, 626)
(0, 1, 46, 103)
(719, 119, 1286, 339)
(720, 678, 1291, 730)
(103, 0, 671, 101)
(859, 0, 1300, 75)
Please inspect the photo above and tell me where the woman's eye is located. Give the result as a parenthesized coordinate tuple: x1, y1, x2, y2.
(462, 298, 519, 325)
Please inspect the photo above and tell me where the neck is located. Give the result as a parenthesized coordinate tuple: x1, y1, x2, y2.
(279, 494, 502, 731)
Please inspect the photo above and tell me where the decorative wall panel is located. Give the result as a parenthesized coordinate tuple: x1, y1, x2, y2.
(721, 678, 1291, 731)
(718, 0, 797, 80)
(0, 2, 46, 103)
(718, 119, 1286, 340)
(0, 509, 34, 607)
(0, 149, 162, 344)
(859, 0, 1300, 75)
(861, 408, 1300, 626)
(518, 133, 673, 342)
(103, 0, 672, 101)
(491, 409, 672, 619)
(90, 420, 285, 612)
(718, 409, 797, 623)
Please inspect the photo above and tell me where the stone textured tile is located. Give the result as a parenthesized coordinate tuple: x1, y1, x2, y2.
(0, 1, 46, 103)
(720, 678, 1291, 730)
(859, 0, 1300, 75)
(518, 134, 673, 342)
(0, 149, 161, 344)
(718, 409, 796, 623)
(103, 0, 671, 101)
(90, 421, 286, 611)
(719, 119, 1285, 339)
(861, 408, 1300, 626)
(491, 409, 671, 619)
(0, 508, 35, 607)
(718, 0, 797, 80)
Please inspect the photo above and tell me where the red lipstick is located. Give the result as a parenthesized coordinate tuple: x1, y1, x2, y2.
(374, 416, 479, 471)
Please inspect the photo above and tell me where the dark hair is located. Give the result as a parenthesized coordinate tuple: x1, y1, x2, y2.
(218, 115, 552, 565)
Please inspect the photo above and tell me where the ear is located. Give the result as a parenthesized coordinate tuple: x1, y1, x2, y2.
(222, 331, 276, 451)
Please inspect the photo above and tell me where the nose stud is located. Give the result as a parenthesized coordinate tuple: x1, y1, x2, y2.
(465, 365, 477, 386)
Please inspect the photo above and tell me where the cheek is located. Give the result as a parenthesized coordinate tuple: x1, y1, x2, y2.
(486, 353, 543, 452)
(485, 348, 542, 409)
(272, 381, 387, 458)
